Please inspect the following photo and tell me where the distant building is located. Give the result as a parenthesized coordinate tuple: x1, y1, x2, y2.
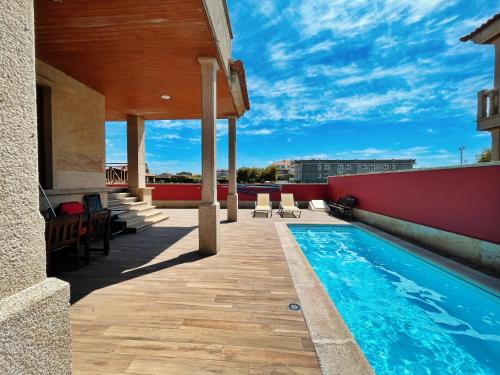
(460, 12, 500, 161)
(291, 159, 416, 183)
(271, 160, 291, 179)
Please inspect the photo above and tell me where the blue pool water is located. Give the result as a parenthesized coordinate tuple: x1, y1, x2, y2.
(289, 224, 500, 375)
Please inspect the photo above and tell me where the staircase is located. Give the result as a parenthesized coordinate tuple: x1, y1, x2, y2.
(107, 190, 168, 233)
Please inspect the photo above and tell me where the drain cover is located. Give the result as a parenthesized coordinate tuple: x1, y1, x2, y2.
(288, 302, 301, 312)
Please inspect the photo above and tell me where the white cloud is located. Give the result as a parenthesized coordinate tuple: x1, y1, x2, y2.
(297, 0, 456, 38)
(150, 133, 181, 141)
(239, 128, 275, 136)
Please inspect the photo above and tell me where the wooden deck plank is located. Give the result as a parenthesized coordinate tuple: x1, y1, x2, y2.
(58, 208, 343, 374)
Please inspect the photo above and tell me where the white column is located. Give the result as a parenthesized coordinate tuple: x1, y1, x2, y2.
(227, 116, 238, 222)
(198, 57, 220, 255)
(127, 115, 145, 189)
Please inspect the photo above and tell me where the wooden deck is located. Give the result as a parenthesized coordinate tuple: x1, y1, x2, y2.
(60, 208, 344, 374)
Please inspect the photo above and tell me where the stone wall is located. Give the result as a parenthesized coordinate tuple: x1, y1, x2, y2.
(0, 1, 71, 374)
(36, 60, 106, 190)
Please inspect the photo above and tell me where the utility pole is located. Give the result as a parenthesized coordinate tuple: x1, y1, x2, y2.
(459, 146, 465, 165)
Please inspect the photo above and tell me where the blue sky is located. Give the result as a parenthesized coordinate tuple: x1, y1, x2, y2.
(106, 0, 498, 174)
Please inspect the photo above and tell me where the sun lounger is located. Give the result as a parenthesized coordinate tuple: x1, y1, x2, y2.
(253, 193, 272, 217)
(279, 193, 301, 218)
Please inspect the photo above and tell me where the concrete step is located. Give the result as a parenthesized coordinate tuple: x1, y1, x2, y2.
(124, 210, 165, 226)
(113, 196, 137, 204)
(108, 197, 137, 206)
(118, 207, 157, 221)
(126, 212, 169, 233)
(108, 192, 132, 200)
(110, 201, 150, 211)
(108, 198, 138, 208)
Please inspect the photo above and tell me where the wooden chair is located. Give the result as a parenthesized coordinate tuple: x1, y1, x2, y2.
(46, 215, 82, 273)
(84, 210, 111, 265)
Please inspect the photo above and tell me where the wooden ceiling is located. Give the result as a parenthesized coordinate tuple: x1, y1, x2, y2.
(35, 0, 237, 120)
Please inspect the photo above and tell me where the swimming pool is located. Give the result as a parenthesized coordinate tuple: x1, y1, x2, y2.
(288, 224, 500, 375)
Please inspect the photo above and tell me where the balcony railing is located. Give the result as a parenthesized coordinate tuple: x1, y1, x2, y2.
(477, 88, 500, 130)
(106, 163, 128, 185)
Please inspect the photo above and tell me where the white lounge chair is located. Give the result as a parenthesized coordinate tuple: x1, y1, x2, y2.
(253, 193, 272, 217)
(279, 193, 301, 218)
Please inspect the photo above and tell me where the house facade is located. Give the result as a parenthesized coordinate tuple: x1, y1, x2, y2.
(0, 1, 248, 373)
(272, 159, 292, 180)
(291, 159, 416, 183)
(461, 12, 500, 161)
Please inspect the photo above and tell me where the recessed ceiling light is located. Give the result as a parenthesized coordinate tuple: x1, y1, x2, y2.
(160, 94, 171, 100)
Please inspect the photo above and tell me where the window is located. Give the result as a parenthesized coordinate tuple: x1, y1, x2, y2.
(318, 173, 322, 178)
(337, 165, 344, 172)
(317, 164, 322, 170)
(383, 164, 390, 169)
(345, 165, 351, 170)
(392, 164, 396, 170)
(324, 173, 329, 178)
(324, 164, 331, 170)
(369, 165, 375, 171)
(362, 165, 368, 169)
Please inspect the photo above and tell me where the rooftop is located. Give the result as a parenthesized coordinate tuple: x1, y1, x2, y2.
(460, 12, 500, 44)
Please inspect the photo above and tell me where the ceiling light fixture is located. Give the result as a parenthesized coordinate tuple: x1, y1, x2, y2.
(160, 94, 171, 100)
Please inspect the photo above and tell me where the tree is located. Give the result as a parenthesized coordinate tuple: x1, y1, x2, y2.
(476, 148, 491, 163)
(237, 166, 277, 183)
(260, 165, 278, 182)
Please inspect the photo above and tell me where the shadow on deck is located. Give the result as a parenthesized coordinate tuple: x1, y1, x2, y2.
(57, 225, 203, 303)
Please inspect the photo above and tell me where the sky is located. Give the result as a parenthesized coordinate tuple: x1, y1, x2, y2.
(106, 0, 498, 174)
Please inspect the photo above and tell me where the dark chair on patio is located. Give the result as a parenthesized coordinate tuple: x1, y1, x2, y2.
(84, 193, 103, 213)
(46, 214, 83, 273)
(328, 196, 357, 219)
(84, 210, 111, 265)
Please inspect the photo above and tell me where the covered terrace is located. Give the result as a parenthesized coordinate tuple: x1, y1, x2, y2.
(2, 0, 248, 373)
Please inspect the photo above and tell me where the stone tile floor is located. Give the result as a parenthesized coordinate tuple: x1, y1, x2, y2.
(59, 208, 346, 374)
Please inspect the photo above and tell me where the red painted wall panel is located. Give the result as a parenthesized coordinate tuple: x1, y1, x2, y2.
(146, 183, 331, 202)
(327, 165, 500, 243)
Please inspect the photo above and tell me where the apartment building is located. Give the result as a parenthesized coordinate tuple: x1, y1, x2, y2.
(291, 159, 416, 182)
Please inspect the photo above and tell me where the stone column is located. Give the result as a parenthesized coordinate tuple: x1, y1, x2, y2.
(227, 116, 238, 222)
(126, 115, 153, 204)
(198, 57, 220, 255)
(127, 115, 146, 189)
(0, 1, 71, 373)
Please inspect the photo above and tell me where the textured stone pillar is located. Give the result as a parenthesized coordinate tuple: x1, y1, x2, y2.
(127, 115, 146, 189)
(491, 128, 500, 161)
(0, 2, 71, 373)
(227, 116, 238, 222)
(198, 57, 220, 255)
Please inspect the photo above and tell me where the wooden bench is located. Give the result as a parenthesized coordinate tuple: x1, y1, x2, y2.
(46, 214, 82, 273)
(328, 196, 357, 219)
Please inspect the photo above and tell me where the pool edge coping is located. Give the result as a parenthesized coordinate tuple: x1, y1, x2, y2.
(275, 221, 374, 375)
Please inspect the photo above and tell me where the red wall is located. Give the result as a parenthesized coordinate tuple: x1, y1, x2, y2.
(146, 183, 331, 202)
(328, 165, 500, 244)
